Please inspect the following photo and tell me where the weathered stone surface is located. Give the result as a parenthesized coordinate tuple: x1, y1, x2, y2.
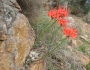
(0, 41, 5, 53)
(30, 59, 46, 70)
(72, 39, 83, 47)
(0, 30, 6, 41)
(0, 53, 15, 70)
(6, 13, 35, 70)
(0, 0, 35, 70)
(77, 52, 90, 65)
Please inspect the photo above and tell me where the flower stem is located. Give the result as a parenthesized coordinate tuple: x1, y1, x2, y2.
(36, 20, 57, 43)
(43, 37, 67, 58)
(52, 26, 61, 38)
(45, 26, 61, 46)
(41, 19, 52, 32)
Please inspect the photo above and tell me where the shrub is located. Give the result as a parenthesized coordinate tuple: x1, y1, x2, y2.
(83, 11, 90, 24)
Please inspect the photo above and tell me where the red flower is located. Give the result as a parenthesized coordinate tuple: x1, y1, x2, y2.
(57, 5, 69, 17)
(48, 5, 69, 19)
(63, 27, 78, 39)
(48, 9, 57, 19)
(58, 18, 68, 26)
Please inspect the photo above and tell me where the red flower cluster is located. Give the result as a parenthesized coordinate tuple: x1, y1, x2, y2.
(48, 5, 69, 27)
(48, 9, 57, 19)
(48, 5, 78, 39)
(58, 18, 68, 26)
(57, 5, 69, 17)
(63, 27, 78, 39)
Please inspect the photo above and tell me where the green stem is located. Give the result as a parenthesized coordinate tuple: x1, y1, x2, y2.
(43, 37, 67, 58)
(36, 20, 57, 43)
(45, 26, 61, 45)
(41, 19, 52, 32)
(52, 26, 61, 38)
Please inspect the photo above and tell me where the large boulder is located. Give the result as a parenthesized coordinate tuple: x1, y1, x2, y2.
(0, 0, 35, 70)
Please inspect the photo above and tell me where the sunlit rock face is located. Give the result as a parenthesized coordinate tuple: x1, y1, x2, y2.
(0, 0, 35, 70)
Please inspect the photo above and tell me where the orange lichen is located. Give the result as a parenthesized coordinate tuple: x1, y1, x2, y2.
(1, 66, 8, 70)
(15, 43, 28, 68)
(8, 43, 14, 53)
(14, 23, 28, 38)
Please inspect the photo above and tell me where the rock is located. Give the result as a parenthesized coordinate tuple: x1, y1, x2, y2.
(80, 35, 90, 44)
(77, 52, 90, 65)
(67, 46, 73, 51)
(0, 30, 6, 41)
(72, 39, 83, 47)
(0, 0, 35, 70)
(7, 13, 35, 70)
(83, 67, 86, 70)
(0, 41, 5, 53)
(30, 59, 46, 70)
(0, 53, 15, 70)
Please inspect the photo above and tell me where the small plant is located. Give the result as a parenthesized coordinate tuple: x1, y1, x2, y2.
(71, 63, 76, 70)
(78, 43, 87, 54)
(86, 62, 90, 70)
(78, 40, 89, 56)
(35, 5, 78, 58)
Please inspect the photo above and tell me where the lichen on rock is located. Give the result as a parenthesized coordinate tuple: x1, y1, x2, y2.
(0, 0, 35, 70)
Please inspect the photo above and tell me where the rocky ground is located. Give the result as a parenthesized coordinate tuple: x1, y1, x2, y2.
(22, 14, 90, 70)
